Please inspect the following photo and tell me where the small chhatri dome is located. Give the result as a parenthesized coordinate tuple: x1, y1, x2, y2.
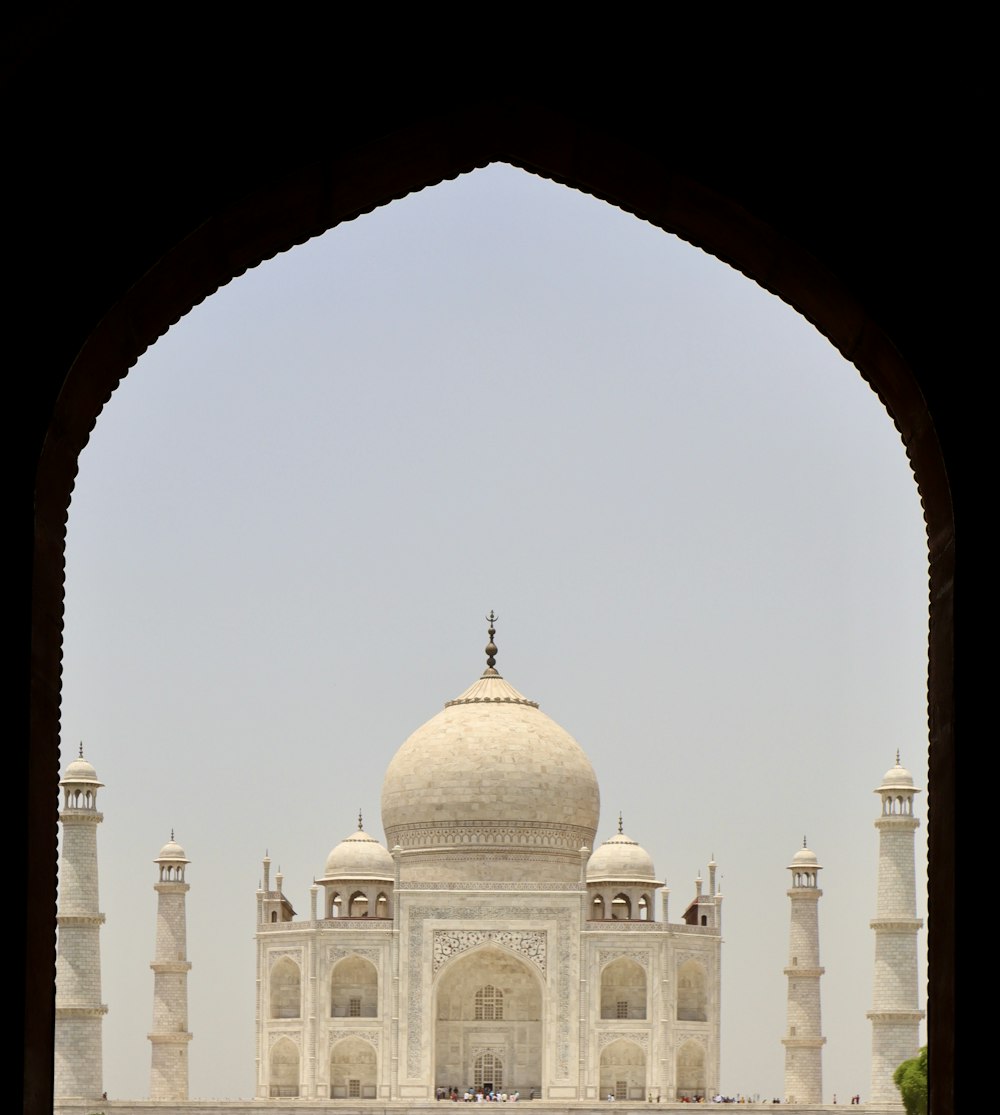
(879, 751, 918, 791)
(790, 837, 820, 869)
(323, 825, 395, 881)
(156, 832, 189, 862)
(587, 818, 657, 883)
(62, 743, 102, 785)
(381, 616, 600, 883)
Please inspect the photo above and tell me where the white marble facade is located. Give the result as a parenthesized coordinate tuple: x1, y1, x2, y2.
(255, 624, 723, 1102)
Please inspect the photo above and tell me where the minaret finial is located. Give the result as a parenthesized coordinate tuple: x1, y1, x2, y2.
(78, 741, 84, 758)
(618, 811, 624, 834)
(171, 828, 175, 842)
(484, 610, 499, 674)
(358, 809, 363, 831)
(803, 835, 807, 848)
(896, 748, 901, 766)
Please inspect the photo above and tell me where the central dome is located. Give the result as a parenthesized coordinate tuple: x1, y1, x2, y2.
(380, 623, 600, 884)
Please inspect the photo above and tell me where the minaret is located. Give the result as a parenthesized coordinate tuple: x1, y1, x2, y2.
(868, 754, 924, 1102)
(782, 838, 825, 1105)
(149, 833, 192, 1100)
(55, 745, 108, 1099)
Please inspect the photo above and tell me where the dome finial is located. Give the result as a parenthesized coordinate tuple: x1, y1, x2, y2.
(358, 808, 363, 831)
(78, 741, 84, 759)
(171, 828, 175, 842)
(803, 834, 807, 848)
(618, 811, 624, 834)
(896, 748, 901, 766)
(484, 610, 500, 676)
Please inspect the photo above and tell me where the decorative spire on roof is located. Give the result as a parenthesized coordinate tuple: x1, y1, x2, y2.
(79, 741, 84, 758)
(618, 812, 624, 835)
(896, 748, 901, 766)
(803, 835, 808, 848)
(171, 828, 175, 842)
(358, 809, 364, 831)
(483, 610, 500, 676)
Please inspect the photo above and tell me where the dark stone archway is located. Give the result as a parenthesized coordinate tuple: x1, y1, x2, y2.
(12, 22, 957, 1112)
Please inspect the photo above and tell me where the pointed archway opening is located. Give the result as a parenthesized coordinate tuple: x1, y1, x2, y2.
(433, 946, 543, 1097)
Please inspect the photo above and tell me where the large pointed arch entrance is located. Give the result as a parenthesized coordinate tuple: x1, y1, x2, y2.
(433, 946, 543, 1095)
(19, 65, 956, 1113)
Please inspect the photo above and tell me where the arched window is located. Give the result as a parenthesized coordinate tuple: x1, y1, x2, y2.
(348, 891, 368, 918)
(676, 1040, 707, 1101)
(474, 1051, 502, 1090)
(329, 892, 342, 918)
(474, 984, 503, 1021)
(592, 894, 605, 920)
(600, 956, 647, 1019)
(375, 892, 389, 918)
(611, 893, 631, 920)
(331, 955, 379, 1018)
(676, 959, 708, 1021)
(599, 1039, 645, 1102)
(269, 1037, 299, 1098)
(329, 1037, 377, 1100)
(269, 957, 301, 1019)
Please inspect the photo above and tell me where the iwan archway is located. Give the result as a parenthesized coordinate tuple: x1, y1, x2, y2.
(25, 96, 954, 1113)
(434, 946, 543, 1096)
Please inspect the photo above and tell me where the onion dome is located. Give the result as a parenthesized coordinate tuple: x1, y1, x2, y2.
(323, 818, 394, 882)
(380, 615, 600, 883)
(587, 818, 657, 883)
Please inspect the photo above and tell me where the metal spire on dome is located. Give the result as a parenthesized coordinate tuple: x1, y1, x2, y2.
(79, 741, 84, 758)
(618, 812, 624, 835)
(483, 610, 500, 677)
(896, 749, 901, 766)
(358, 809, 364, 831)
(171, 828, 175, 842)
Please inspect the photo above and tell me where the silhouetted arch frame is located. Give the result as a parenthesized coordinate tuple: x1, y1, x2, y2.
(29, 110, 952, 1111)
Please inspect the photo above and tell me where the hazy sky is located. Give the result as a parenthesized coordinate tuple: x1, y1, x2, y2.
(60, 164, 928, 1102)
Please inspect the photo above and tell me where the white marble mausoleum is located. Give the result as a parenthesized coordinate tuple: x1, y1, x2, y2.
(255, 618, 722, 1102)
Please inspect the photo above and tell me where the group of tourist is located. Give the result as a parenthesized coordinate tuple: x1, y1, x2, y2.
(437, 1086, 521, 1102)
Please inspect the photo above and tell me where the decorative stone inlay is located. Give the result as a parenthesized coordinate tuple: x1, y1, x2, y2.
(598, 949, 649, 970)
(268, 948, 304, 963)
(398, 880, 583, 891)
(598, 1030, 649, 1052)
(390, 820, 593, 851)
(869, 918, 924, 930)
(328, 946, 382, 965)
(673, 1030, 709, 1049)
(56, 913, 106, 926)
(582, 919, 663, 931)
(471, 1044, 506, 1061)
(407, 906, 573, 1081)
(676, 949, 711, 968)
(320, 918, 393, 930)
(433, 930, 546, 974)
(268, 1030, 302, 1049)
(329, 1029, 380, 1049)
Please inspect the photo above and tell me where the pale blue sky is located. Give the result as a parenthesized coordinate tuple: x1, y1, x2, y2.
(61, 164, 928, 1101)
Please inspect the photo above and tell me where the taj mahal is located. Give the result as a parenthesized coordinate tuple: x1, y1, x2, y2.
(53, 618, 923, 1112)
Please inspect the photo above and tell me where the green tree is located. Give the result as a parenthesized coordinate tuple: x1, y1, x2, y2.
(893, 1046, 928, 1115)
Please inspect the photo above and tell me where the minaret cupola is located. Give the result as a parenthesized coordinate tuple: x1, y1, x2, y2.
(60, 742, 104, 812)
